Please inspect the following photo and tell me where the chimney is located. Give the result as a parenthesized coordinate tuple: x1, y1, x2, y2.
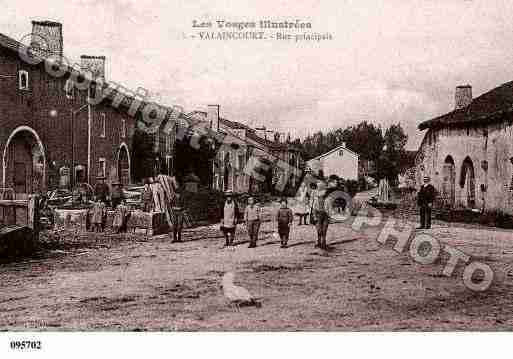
(207, 105, 220, 132)
(341, 142, 346, 148)
(31, 20, 63, 58)
(80, 55, 106, 81)
(455, 85, 472, 110)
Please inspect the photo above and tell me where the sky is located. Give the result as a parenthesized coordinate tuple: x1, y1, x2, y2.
(2, 0, 513, 149)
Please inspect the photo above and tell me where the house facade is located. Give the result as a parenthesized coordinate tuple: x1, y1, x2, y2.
(416, 84, 513, 215)
(187, 105, 302, 194)
(306, 143, 359, 181)
(0, 20, 176, 197)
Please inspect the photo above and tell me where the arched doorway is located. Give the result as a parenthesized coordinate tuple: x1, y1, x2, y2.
(442, 155, 456, 207)
(460, 156, 476, 208)
(2, 126, 46, 199)
(117, 143, 130, 186)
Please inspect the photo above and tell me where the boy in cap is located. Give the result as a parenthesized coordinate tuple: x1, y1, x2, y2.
(244, 196, 262, 248)
(276, 198, 294, 248)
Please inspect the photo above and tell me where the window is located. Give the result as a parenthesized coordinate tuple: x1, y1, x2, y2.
(88, 84, 96, 101)
(65, 78, 74, 99)
(121, 119, 126, 138)
(338, 150, 344, 156)
(100, 113, 106, 138)
(165, 156, 172, 175)
(165, 131, 171, 152)
(18, 70, 29, 90)
(238, 154, 245, 170)
(98, 158, 106, 178)
(213, 174, 219, 190)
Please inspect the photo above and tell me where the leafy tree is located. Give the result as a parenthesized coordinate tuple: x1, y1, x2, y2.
(341, 121, 384, 162)
(377, 123, 408, 184)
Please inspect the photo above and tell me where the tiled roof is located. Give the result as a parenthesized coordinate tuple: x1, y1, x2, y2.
(186, 110, 296, 152)
(419, 81, 513, 130)
(306, 144, 359, 162)
(0, 32, 23, 53)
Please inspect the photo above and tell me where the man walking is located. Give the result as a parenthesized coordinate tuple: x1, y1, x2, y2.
(220, 191, 240, 247)
(417, 175, 436, 229)
(311, 181, 330, 250)
(244, 196, 261, 248)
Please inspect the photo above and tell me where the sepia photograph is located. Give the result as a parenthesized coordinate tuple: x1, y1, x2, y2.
(1, 0, 513, 356)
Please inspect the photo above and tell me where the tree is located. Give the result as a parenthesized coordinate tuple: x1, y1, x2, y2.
(341, 121, 384, 162)
(377, 123, 408, 185)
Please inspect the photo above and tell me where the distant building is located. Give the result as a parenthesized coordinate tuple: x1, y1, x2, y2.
(306, 143, 359, 180)
(416, 83, 513, 214)
(187, 106, 303, 194)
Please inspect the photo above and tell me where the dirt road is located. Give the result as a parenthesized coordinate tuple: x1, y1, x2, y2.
(1, 215, 513, 331)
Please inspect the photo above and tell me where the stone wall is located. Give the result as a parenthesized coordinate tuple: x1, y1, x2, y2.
(416, 120, 513, 214)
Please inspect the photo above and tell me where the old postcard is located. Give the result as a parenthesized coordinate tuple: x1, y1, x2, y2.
(0, 0, 512, 356)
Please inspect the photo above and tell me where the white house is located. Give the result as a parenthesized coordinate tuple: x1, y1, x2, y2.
(306, 143, 359, 180)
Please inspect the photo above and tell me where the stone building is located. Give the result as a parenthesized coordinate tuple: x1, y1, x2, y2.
(416, 83, 513, 214)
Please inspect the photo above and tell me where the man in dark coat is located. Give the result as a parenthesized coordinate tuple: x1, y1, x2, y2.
(417, 176, 436, 229)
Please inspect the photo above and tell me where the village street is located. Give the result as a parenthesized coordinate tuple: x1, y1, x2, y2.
(1, 204, 513, 331)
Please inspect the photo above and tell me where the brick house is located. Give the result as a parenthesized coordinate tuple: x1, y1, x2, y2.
(416, 83, 513, 214)
(0, 21, 151, 197)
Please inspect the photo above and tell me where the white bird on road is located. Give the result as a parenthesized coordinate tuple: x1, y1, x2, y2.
(222, 272, 261, 308)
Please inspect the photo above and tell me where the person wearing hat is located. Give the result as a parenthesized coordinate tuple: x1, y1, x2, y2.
(94, 175, 109, 205)
(244, 196, 262, 248)
(417, 175, 436, 229)
(275, 198, 294, 248)
(220, 191, 240, 247)
(110, 181, 125, 209)
(311, 180, 330, 250)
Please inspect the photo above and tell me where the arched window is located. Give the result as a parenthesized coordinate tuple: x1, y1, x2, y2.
(18, 70, 29, 90)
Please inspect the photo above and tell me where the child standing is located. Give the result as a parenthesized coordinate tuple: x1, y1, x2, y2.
(91, 196, 106, 233)
(244, 196, 262, 248)
(276, 198, 294, 248)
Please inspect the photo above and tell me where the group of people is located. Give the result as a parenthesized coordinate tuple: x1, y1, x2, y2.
(219, 181, 333, 250)
(90, 176, 128, 233)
